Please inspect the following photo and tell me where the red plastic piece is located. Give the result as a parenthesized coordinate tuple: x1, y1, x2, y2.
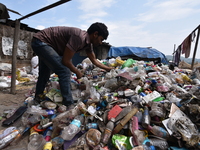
(33, 124, 46, 132)
(107, 105, 122, 120)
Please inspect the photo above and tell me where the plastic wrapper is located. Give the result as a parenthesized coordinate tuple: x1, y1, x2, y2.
(112, 134, 133, 150)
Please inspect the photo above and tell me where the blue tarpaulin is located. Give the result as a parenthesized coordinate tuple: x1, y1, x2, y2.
(108, 46, 168, 64)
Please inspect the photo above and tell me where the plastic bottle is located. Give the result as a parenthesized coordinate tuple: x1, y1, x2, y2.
(86, 123, 98, 130)
(52, 104, 81, 123)
(149, 138, 169, 149)
(133, 144, 155, 150)
(0, 129, 20, 149)
(142, 106, 151, 128)
(60, 114, 84, 141)
(27, 105, 56, 116)
(27, 129, 46, 150)
(101, 117, 115, 145)
(44, 126, 53, 141)
(147, 125, 169, 139)
(0, 126, 16, 139)
(10, 126, 27, 146)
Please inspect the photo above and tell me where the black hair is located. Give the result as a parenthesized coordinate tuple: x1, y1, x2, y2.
(87, 22, 109, 40)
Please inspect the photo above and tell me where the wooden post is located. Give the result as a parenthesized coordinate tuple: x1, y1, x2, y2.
(11, 19, 20, 94)
(191, 28, 200, 70)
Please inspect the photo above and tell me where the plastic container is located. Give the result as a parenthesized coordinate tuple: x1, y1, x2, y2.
(52, 105, 81, 123)
(101, 118, 115, 144)
(44, 127, 53, 141)
(0, 129, 20, 149)
(149, 138, 169, 149)
(0, 126, 16, 139)
(40, 101, 57, 109)
(27, 133, 46, 150)
(60, 114, 84, 141)
(142, 106, 151, 128)
(26, 106, 56, 116)
(86, 123, 98, 130)
(10, 126, 27, 146)
(147, 125, 169, 139)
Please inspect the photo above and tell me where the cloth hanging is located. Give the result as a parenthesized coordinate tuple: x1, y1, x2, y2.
(181, 34, 191, 58)
(181, 31, 196, 58)
(174, 45, 181, 66)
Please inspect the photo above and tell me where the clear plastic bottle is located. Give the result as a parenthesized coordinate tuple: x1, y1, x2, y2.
(52, 104, 81, 123)
(28, 130, 46, 150)
(149, 138, 169, 149)
(0, 126, 16, 139)
(27, 105, 56, 116)
(101, 117, 115, 145)
(0, 129, 20, 149)
(60, 114, 84, 141)
(147, 125, 169, 139)
(142, 106, 151, 128)
(10, 126, 27, 145)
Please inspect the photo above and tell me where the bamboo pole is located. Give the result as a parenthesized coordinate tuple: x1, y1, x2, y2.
(191, 28, 200, 70)
(11, 19, 20, 94)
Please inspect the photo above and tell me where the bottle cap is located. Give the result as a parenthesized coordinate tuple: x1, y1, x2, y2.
(110, 117, 115, 122)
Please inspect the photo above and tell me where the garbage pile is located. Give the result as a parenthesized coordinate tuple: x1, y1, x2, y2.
(1, 57, 200, 150)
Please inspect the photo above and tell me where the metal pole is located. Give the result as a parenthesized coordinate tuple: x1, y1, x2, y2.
(11, 19, 20, 94)
(18, 0, 71, 21)
(191, 28, 200, 70)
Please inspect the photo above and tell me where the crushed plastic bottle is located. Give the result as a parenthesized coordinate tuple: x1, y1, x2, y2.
(142, 106, 151, 128)
(147, 125, 169, 139)
(0, 129, 20, 149)
(26, 105, 56, 116)
(60, 114, 84, 141)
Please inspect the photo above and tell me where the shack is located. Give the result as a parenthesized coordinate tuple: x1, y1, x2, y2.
(0, 19, 39, 74)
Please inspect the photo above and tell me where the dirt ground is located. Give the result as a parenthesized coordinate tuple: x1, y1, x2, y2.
(0, 83, 36, 150)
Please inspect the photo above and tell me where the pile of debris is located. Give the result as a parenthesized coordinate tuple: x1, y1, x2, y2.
(0, 57, 200, 150)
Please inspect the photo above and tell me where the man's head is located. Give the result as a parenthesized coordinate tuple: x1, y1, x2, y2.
(87, 22, 109, 47)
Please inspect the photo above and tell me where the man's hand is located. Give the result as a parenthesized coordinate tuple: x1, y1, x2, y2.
(76, 71, 84, 79)
(105, 67, 114, 72)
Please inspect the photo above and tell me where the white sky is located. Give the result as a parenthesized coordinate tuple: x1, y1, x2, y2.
(2, 0, 200, 58)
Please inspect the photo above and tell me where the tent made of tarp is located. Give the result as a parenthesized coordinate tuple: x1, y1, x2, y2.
(108, 46, 169, 64)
